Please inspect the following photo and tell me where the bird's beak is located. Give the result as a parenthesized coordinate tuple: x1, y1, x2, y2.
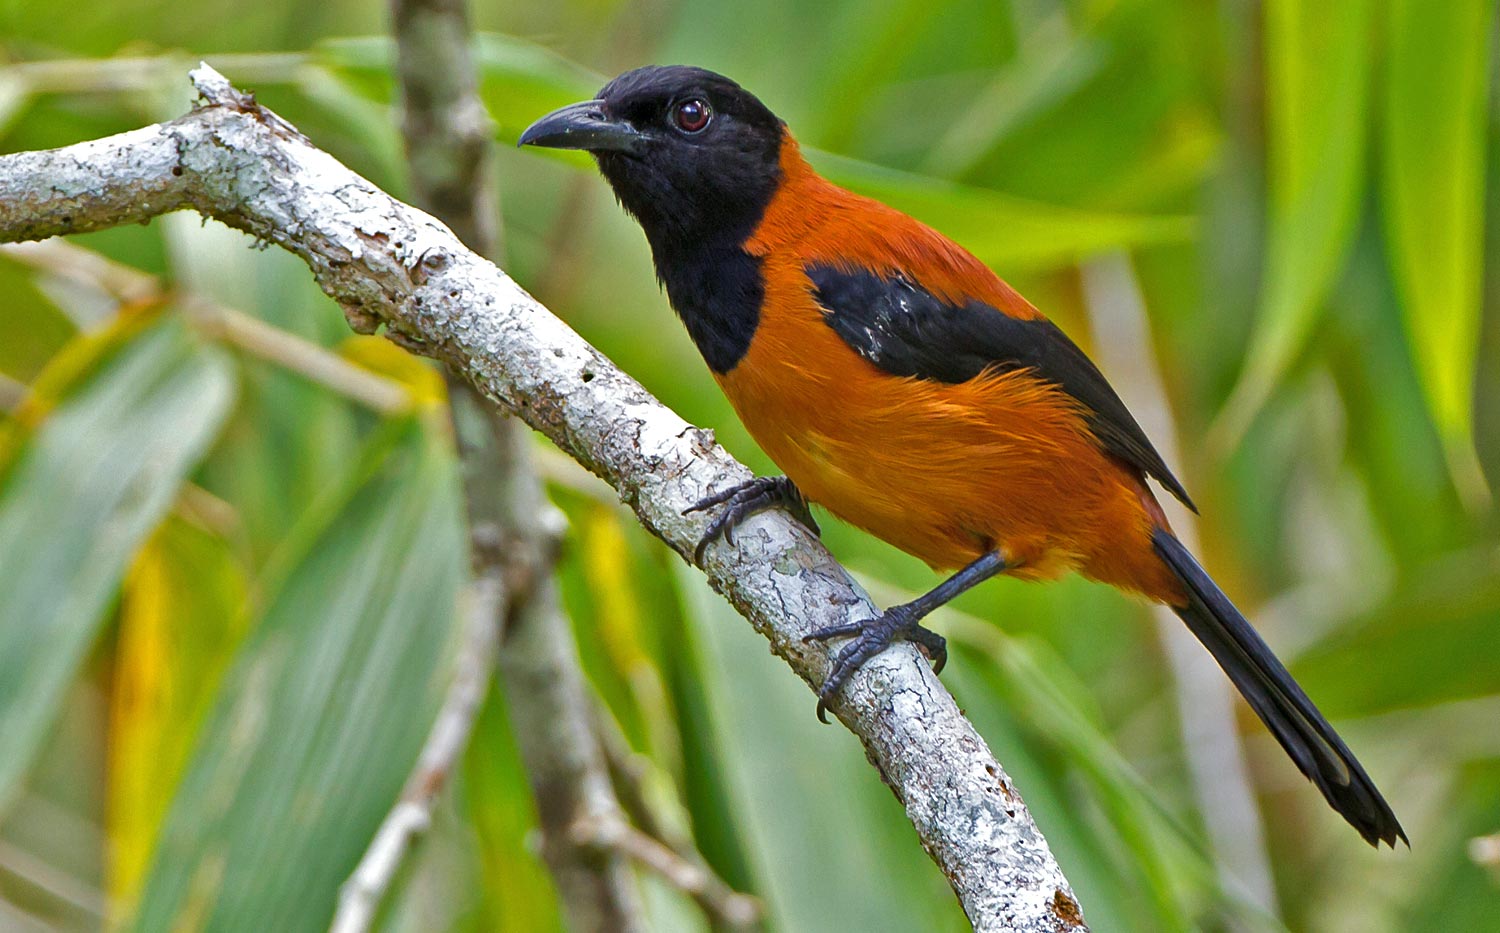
(518, 100, 648, 155)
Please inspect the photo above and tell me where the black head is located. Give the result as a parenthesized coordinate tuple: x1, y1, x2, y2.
(519, 66, 785, 251)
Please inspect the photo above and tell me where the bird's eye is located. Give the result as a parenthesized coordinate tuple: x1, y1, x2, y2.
(672, 98, 712, 134)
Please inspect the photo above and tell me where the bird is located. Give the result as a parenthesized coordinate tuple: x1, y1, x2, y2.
(519, 65, 1406, 847)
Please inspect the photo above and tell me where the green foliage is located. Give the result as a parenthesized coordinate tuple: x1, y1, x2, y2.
(1, 1, 1498, 930)
(1381, 0, 1495, 499)
(1219, 0, 1373, 445)
(0, 316, 235, 815)
(133, 418, 465, 932)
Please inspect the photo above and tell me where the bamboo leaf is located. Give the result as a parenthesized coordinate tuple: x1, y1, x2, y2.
(0, 252, 77, 383)
(460, 681, 568, 933)
(107, 515, 250, 916)
(0, 318, 234, 815)
(128, 419, 466, 932)
(1380, 0, 1495, 503)
(1216, 0, 1373, 445)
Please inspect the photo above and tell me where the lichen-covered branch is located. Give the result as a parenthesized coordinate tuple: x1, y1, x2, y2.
(0, 66, 1086, 932)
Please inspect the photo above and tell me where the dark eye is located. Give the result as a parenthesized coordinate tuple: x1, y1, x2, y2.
(672, 98, 712, 134)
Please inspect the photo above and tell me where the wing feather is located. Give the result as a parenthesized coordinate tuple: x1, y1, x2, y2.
(808, 262, 1196, 511)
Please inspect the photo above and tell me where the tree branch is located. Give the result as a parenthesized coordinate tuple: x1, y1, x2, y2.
(0, 66, 1086, 932)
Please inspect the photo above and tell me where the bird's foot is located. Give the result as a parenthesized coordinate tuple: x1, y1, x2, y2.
(685, 475, 819, 565)
(803, 606, 946, 723)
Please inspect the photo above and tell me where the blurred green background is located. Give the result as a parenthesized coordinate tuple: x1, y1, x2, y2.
(2, 0, 1499, 930)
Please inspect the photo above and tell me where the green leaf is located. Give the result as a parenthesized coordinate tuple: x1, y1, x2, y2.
(1380, 0, 1495, 503)
(1292, 547, 1500, 715)
(1216, 0, 1373, 446)
(0, 252, 78, 383)
(460, 681, 567, 933)
(128, 418, 466, 932)
(0, 318, 234, 815)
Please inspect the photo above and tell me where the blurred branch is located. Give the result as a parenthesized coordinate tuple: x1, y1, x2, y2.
(388, 2, 644, 931)
(0, 839, 105, 920)
(0, 240, 412, 415)
(0, 373, 26, 413)
(1080, 253, 1278, 914)
(0, 66, 1087, 932)
(331, 576, 504, 933)
(0, 239, 158, 304)
(594, 702, 761, 929)
(571, 810, 759, 929)
(1470, 832, 1500, 880)
(199, 307, 414, 413)
(1, 53, 309, 95)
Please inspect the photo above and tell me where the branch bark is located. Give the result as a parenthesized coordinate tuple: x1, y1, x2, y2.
(0, 66, 1086, 932)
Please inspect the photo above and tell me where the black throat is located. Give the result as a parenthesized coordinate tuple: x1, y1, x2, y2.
(644, 232, 766, 374)
(595, 130, 782, 374)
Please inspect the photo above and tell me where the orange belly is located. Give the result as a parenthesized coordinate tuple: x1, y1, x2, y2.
(715, 287, 1182, 603)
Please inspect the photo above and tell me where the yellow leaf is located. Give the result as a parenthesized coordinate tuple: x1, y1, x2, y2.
(336, 334, 444, 408)
(107, 515, 249, 922)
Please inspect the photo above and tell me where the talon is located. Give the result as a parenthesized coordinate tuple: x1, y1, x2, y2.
(685, 476, 819, 566)
(906, 625, 948, 674)
(803, 619, 867, 644)
(806, 606, 950, 721)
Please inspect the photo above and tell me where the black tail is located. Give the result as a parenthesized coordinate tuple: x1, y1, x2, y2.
(1152, 529, 1406, 848)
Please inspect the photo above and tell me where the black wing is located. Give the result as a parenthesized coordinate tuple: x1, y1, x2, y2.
(808, 263, 1196, 511)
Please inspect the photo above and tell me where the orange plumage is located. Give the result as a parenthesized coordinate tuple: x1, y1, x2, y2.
(722, 135, 1182, 601)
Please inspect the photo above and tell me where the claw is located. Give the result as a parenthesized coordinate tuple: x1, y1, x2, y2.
(686, 476, 819, 566)
(805, 607, 946, 722)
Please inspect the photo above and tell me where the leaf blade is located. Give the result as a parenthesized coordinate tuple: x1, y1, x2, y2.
(127, 418, 467, 933)
(0, 319, 235, 815)
(1380, 0, 1495, 502)
(1216, 0, 1373, 445)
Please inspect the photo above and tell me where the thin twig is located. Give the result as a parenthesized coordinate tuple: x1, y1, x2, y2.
(0, 839, 106, 918)
(0, 53, 309, 96)
(0, 373, 27, 413)
(0, 239, 157, 304)
(593, 702, 761, 929)
(571, 812, 760, 929)
(0, 67, 1088, 932)
(197, 305, 412, 414)
(331, 577, 504, 933)
(1470, 833, 1500, 874)
(0, 240, 413, 415)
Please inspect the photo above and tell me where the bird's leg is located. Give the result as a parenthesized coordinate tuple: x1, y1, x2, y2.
(685, 475, 820, 565)
(804, 550, 1008, 722)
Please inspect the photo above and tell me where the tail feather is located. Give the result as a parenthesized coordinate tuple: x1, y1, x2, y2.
(1152, 529, 1407, 848)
